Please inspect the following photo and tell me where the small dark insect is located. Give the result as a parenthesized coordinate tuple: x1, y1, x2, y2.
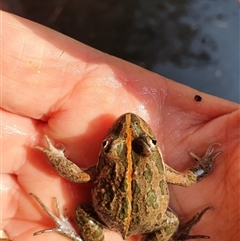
(194, 95, 202, 102)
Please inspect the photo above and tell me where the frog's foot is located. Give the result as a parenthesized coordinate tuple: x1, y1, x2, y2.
(34, 135, 91, 183)
(189, 143, 223, 181)
(30, 193, 83, 241)
(171, 206, 214, 241)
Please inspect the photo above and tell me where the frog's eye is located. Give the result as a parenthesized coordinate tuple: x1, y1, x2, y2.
(132, 139, 144, 155)
(102, 139, 109, 148)
(102, 138, 113, 153)
(132, 138, 153, 157)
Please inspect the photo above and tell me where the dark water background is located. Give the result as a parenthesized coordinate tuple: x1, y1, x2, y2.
(2, 0, 239, 103)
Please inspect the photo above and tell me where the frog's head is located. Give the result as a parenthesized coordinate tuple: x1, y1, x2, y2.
(100, 113, 158, 159)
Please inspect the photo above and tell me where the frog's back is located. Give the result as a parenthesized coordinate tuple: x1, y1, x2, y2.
(92, 113, 169, 238)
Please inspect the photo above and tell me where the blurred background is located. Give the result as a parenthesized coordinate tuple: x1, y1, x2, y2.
(1, 0, 239, 103)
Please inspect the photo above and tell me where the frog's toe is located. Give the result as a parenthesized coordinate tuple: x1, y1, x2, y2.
(189, 144, 223, 181)
(190, 143, 223, 163)
(171, 207, 214, 241)
(30, 193, 83, 241)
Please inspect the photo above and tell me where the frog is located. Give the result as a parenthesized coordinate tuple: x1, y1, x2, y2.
(30, 113, 223, 241)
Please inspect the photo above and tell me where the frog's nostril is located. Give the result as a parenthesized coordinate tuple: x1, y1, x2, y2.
(151, 139, 157, 146)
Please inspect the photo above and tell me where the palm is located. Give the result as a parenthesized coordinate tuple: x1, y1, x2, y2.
(1, 10, 239, 241)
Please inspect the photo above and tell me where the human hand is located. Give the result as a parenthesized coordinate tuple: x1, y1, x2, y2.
(1, 10, 239, 241)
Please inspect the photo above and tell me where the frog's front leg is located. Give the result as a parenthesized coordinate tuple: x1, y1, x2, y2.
(165, 143, 223, 186)
(34, 135, 96, 183)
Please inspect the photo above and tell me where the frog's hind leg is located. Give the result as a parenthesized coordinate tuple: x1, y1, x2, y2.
(30, 193, 83, 241)
(74, 204, 105, 241)
(171, 206, 214, 241)
(141, 210, 179, 241)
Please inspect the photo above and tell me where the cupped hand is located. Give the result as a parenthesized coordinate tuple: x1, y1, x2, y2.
(1, 10, 239, 241)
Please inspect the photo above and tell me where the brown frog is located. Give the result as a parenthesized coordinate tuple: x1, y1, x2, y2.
(30, 113, 223, 241)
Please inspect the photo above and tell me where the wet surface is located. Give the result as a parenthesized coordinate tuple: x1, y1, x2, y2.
(2, 0, 239, 103)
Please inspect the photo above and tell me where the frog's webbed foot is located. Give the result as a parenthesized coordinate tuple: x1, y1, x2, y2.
(171, 206, 214, 241)
(30, 193, 83, 241)
(189, 143, 223, 181)
(34, 135, 92, 183)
